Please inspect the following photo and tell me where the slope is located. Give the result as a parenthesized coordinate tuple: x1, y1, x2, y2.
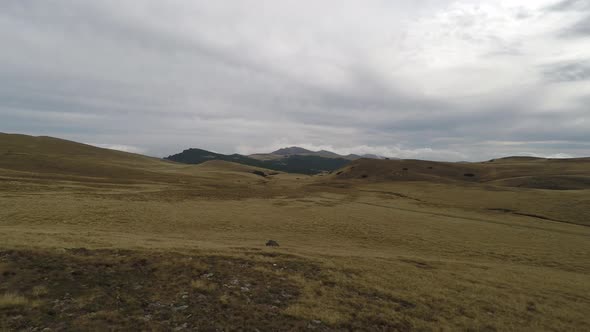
(0, 133, 276, 185)
(332, 157, 590, 190)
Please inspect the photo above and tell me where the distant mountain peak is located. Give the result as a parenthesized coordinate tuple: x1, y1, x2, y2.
(265, 146, 389, 160)
(271, 147, 313, 155)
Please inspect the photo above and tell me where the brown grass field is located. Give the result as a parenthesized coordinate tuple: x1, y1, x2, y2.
(0, 133, 589, 331)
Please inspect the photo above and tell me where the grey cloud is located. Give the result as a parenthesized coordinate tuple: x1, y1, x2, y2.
(542, 61, 590, 82)
(561, 16, 590, 37)
(0, 1, 588, 161)
(547, 0, 590, 11)
(546, 0, 590, 37)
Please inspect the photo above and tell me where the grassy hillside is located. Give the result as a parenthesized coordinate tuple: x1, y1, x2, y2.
(0, 133, 285, 199)
(0, 133, 176, 182)
(333, 157, 590, 190)
(0, 133, 589, 330)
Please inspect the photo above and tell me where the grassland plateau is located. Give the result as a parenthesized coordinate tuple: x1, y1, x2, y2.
(0, 133, 589, 331)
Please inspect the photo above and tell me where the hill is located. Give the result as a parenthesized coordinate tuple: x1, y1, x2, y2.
(0, 133, 170, 182)
(0, 133, 278, 187)
(248, 146, 386, 161)
(271, 147, 315, 156)
(164, 148, 260, 167)
(331, 157, 590, 190)
(165, 148, 350, 175)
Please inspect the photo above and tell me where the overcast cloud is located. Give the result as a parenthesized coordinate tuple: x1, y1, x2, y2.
(1, 0, 589, 161)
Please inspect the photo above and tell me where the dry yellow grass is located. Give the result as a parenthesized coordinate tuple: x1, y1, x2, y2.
(0, 293, 29, 308)
(190, 279, 217, 292)
(31, 286, 49, 297)
(0, 133, 589, 330)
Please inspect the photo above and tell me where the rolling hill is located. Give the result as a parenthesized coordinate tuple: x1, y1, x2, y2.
(0, 133, 277, 185)
(0, 133, 168, 181)
(332, 157, 590, 190)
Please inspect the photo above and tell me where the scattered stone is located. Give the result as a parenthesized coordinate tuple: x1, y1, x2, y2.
(173, 305, 189, 311)
(174, 323, 188, 331)
(307, 320, 323, 329)
(149, 302, 166, 309)
(240, 286, 250, 292)
(527, 301, 537, 312)
(266, 240, 279, 247)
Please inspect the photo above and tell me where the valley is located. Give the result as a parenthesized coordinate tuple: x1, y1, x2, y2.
(0, 133, 589, 331)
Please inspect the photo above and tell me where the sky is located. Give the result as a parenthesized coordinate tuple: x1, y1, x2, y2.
(1, 0, 589, 161)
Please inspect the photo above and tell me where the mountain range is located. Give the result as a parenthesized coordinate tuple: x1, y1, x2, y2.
(164, 146, 369, 175)
(248, 146, 385, 161)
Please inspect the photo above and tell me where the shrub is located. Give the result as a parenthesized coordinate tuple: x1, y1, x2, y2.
(32, 285, 49, 297)
(191, 279, 217, 293)
(252, 170, 267, 177)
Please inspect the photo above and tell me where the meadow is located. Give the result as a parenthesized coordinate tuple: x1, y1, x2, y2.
(0, 133, 589, 331)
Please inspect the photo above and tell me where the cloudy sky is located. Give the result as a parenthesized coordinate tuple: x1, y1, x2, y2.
(1, 0, 588, 160)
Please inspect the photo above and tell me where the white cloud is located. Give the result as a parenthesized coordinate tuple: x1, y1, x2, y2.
(517, 152, 574, 158)
(88, 143, 146, 154)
